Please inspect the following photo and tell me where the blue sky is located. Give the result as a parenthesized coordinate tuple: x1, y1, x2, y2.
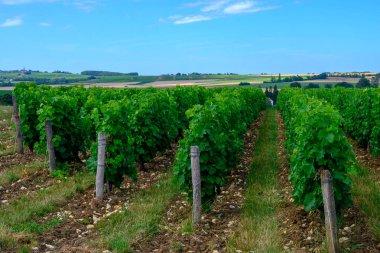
(0, 0, 379, 75)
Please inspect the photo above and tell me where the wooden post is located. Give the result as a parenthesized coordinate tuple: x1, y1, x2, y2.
(321, 170, 340, 253)
(12, 95, 17, 122)
(12, 95, 24, 154)
(45, 120, 56, 171)
(96, 132, 106, 201)
(191, 146, 201, 225)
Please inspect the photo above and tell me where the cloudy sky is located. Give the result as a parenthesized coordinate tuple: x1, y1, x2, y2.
(0, 0, 379, 74)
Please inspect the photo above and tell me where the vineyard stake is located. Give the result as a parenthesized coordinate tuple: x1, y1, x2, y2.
(12, 95, 24, 154)
(45, 120, 56, 171)
(12, 95, 17, 122)
(191, 146, 201, 225)
(321, 169, 340, 253)
(96, 132, 106, 201)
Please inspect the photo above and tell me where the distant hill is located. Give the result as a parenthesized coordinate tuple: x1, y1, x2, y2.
(81, 71, 139, 76)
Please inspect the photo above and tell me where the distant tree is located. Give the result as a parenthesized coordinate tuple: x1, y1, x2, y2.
(239, 82, 250, 86)
(290, 82, 301, 88)
(264, 84, 279, 105)
(278, 73, 282, 82)
(306, 83, 320, 89)
(371, 74, 379, 87)
(319, 72, 328, 79)
(265, 88, 270, 97)
(273, 84, 279, 104)
(0, 93, 12, 105)
(357, 78, 371, 88)
(309, 72, 328, 80)
(325, 84, 333, 88)
(335, 82, 354, 88)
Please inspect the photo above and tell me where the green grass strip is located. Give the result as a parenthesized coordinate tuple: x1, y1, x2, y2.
(0, 106, 15, 157)
(227, 109, 282, 252)
(0, 159, 46, 186)
(351, 166, 380, 239)
(96, 172, 180, 253)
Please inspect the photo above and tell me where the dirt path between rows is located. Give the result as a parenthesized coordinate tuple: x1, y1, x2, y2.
(350, 140, 380, 184)
(0, 168, 58, 205)
(31, 145, 177, 253)
(0, 152, 44, 172)
(132, 113, 264, 253)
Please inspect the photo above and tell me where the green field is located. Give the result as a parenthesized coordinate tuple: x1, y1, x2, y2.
(0, 71, 274, 86)
(0, 71, 364, 90)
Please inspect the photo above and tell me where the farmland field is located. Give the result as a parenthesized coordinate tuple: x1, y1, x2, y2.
(0, 85, 379, 253)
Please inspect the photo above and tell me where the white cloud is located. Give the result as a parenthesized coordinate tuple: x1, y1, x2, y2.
(224, 1, 275, 14)
(182, 1, 205, 8)
(165, 1, 278, 25)
(174, 15, 212, 25)
(168, 15, 183, 20)
(40, 22, 52, 27)
(73, 0, 97, 12)
(0, 16, 22, 27)
(201, 0, 228, 12)
(224, 1, 255, 14)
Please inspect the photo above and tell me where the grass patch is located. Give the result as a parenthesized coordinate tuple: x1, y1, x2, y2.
(179, 216, 193, 235)
(6, 171, 19, 183)
(0, 106, 12, 123)
(0, 106, 15, 157)
(351, 165, 380, 239)
(0, 159, 46, 186)
(0, 225, 17, 251)
(170, 241, 184, 252)
(14, 216, 63, 235)
(95, 172, 180, 253)
(227, 109, 282, 252)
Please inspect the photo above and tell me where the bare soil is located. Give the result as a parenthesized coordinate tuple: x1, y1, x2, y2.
(0, 152, 44, 172)
(0, 168, 57, 205)
(350, 139, 380, 184)
(132, 113, 264, 253)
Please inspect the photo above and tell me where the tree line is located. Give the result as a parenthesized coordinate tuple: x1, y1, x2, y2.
(264, 73, 328, 84)
(289, 77, 378, 89)
(81, 71, 139, 76)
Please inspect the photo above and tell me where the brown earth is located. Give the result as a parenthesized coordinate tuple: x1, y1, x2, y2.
(0, 152, 44, 172)
(0, 124, 12, 132)
(132, 112, 264, 253)
(350, 139, 380, 184)
(0, 168, 57, 205)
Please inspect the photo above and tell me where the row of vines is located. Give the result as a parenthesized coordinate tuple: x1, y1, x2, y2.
(304, 88, 380, 156)
(14, 83, 266, 202)
(277, 89, 357, 212)
(278, 87, 380, 212)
